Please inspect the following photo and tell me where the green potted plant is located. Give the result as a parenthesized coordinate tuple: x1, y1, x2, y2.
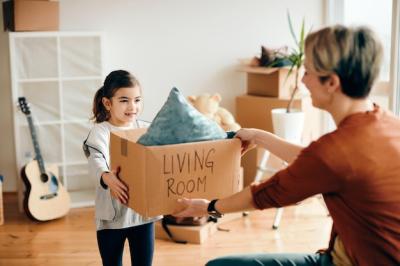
(248, 12, 306, 112)
(270, 12, 307, 144)
(263, 12, 306, 112)
(284, 12, 306, 113)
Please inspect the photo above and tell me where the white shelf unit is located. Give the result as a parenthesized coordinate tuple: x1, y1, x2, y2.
(9, 32, 104, 208)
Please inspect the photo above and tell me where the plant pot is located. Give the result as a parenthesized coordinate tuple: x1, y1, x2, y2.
(271, 108, 305, 143)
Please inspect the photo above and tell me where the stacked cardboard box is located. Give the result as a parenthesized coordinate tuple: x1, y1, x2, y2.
(3, 0, 59, 32)
(236, 66, 321, 186)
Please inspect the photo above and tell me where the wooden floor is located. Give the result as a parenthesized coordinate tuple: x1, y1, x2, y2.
(0, 193, 332, 266)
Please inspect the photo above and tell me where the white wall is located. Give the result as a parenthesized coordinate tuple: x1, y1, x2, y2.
(1, 0, 324, 191)
(60, 0, 324, 119)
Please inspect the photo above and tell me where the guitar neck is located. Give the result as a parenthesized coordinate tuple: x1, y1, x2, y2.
(26, 115, 46, 174)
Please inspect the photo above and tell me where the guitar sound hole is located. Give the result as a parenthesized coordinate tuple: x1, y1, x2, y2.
(40, 173, 49, 183)
(39, 172, 60, 199)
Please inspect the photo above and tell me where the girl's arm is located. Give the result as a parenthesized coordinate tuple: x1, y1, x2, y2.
(101, 170, 129, 204)
(236, 128, 304, 164)
(87, 148, 128, 204)
(86, 125, 128, 204)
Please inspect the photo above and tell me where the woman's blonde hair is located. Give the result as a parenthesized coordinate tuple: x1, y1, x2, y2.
(305, 25, 383, 98)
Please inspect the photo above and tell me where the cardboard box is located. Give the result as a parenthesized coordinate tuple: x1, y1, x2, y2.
(239, 66, 296, 98)
(236, 94, 321, 142)
(3, 0, 59, 32)
(110, 128, 242, 217)
(236, 95, 321, 185)
(155, 212, 243, 244)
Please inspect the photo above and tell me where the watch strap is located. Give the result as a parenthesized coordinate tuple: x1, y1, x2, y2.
(208, 199, 223, 218)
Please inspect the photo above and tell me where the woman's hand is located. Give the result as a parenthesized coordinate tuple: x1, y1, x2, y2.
(101, 168, 129, 205)
(235, 128, 257, 154)
(172, 198, 210, 217)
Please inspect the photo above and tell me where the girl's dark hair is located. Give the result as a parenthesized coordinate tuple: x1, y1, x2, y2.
(92, 70, 140, 123)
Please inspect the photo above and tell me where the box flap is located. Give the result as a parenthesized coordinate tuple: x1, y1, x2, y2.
(237, 66, 289, 74)
(110, 131, 148, 216)
(112, 128, 147, 143)
(128, 140, 148, 216)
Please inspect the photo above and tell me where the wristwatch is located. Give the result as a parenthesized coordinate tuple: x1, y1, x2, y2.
(207, 199, 223, 218)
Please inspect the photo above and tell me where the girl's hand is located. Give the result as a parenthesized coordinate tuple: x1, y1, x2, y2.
(172, 198, 209, 217)
(235, 128, 257, 155)
(101, 168, 129, 205)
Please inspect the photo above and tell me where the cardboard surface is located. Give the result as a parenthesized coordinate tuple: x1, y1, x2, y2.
(155, 212, 243, 244)
(235, 94, 321, 185)
(155, 219, 216, 244)
(238, 67, 298, 98)
(235, 94, 320, 142)
(3, 0, 59, 31)
(240, 147, 283, 187)
(110, 128, 242, 217)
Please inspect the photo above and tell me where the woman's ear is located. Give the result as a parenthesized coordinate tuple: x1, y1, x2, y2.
(102, 97, 111, 111)
(327, 74, 341, 94)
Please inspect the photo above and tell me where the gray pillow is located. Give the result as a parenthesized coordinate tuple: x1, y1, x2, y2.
(138, 87, 227, 146)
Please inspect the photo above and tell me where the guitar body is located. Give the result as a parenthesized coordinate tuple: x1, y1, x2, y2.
(21, 160, 70, 221)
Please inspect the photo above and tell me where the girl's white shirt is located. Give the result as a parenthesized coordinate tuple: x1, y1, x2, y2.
(85, 120, 161, 230)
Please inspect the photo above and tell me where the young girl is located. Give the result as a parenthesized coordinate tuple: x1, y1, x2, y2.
(84, 70, 160, 266)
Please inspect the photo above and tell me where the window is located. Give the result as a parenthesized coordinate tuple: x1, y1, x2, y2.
(343, 0, 392, 81)
(323, 0, 400, 132)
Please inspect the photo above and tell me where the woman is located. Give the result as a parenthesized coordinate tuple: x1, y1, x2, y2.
(174, 25, 400, 266)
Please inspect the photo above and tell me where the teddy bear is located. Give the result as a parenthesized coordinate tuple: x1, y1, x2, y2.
(187, 93, 241, 132)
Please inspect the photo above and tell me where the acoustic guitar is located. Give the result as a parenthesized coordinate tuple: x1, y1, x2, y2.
(18, 97, 70, 221)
